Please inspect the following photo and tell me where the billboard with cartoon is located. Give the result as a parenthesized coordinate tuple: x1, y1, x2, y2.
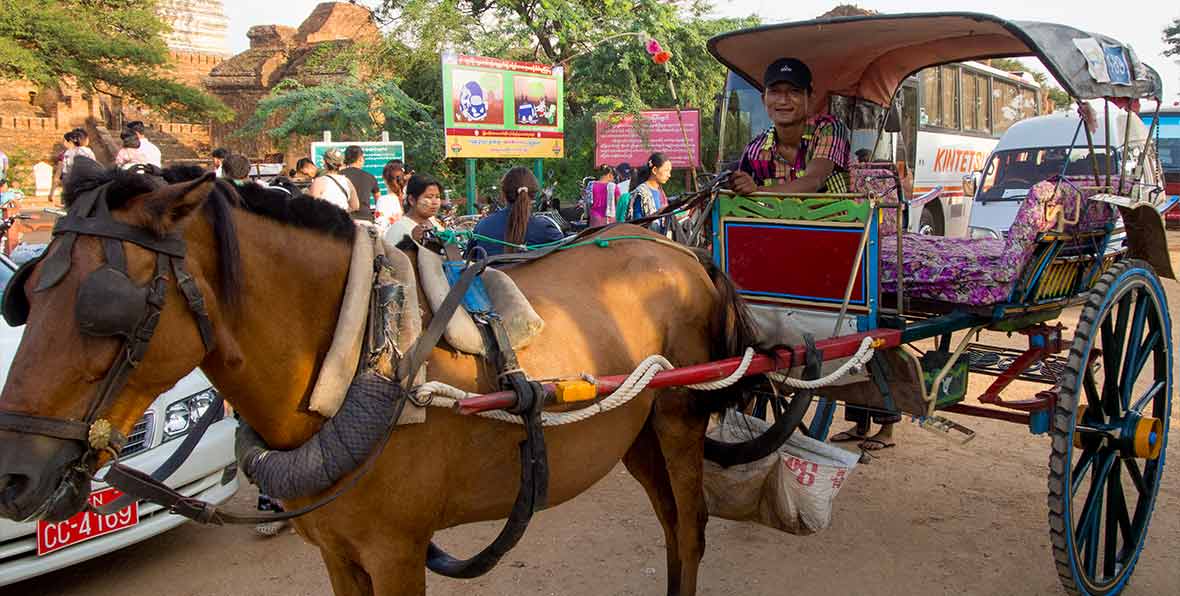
(442, 53, 564, 159)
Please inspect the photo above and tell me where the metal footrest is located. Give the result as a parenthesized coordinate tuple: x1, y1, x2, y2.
(918, 415, 976, 444)
(965, 344, 1065, 384)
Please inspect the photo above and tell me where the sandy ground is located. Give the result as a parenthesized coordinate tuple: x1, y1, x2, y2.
(6, 236, 1180, 596)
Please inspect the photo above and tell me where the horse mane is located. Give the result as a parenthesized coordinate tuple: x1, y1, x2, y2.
(61, 162, 356, 311)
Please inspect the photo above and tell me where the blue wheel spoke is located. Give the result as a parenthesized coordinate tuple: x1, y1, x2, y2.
(1076, 451, 1115, 551)
(1130, 381, 1166, 416)
(1083, 365, 1103, 414)
(1103, 458, 1123, 579)
(1118, 294, 1151, 411)
(1100, 293, 1132, 417)
(1071, 449, 1097, 498)
(1124, 458, 1149, 498)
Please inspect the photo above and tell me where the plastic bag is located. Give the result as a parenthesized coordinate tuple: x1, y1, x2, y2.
(702, 412, 860, 535)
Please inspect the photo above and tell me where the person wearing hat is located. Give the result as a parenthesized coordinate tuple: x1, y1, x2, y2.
(308, 148, 359, 213)
(729, 57, 851, 195)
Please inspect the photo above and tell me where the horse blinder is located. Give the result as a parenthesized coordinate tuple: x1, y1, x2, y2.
(75, 267, 151, 339)
(1, 255, 40, 327)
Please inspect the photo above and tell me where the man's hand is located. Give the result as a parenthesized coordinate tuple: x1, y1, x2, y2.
(729, 171, 757, 195)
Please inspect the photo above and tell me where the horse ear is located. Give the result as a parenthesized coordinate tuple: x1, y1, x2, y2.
(141, 173, 216, 235)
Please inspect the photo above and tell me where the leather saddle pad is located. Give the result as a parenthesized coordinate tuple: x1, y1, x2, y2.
(417, 246, 545, 356)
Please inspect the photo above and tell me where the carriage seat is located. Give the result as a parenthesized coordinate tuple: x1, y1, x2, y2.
(416, 246, 545, 355)
(878, 177, 1119, 305)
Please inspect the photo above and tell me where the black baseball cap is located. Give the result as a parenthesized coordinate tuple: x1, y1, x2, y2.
(763, 57, 812, 91)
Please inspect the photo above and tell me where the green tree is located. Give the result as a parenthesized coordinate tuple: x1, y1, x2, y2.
(1164, 17, 1180, 57)
(0, 0, 231, 121)
(370, 0, 755, 197)
(989, 58, 1071, 110)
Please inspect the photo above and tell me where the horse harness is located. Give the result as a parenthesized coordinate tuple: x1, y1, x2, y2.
(0, 179, 215, 466)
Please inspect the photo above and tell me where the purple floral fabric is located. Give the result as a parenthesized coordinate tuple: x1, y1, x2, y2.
(849, 164, 900, 236)
(879, 176, 1120, 305)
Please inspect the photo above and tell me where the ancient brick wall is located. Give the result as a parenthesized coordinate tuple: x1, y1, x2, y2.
(168, 51, 224, 89)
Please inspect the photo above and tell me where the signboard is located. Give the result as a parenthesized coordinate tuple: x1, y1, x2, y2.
(442, 53, 564, 159)
(594, 109, 700, 168)
(310, 141, 405, 194)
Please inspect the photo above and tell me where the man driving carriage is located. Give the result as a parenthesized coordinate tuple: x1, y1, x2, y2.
(727, 57, 895, 449)
(729, 57, 852, 195)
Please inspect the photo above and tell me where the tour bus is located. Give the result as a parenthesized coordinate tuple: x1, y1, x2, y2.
(717, 60, 1041, 236)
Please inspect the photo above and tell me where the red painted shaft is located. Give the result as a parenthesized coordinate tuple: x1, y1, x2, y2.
(454, 329, 901, 415)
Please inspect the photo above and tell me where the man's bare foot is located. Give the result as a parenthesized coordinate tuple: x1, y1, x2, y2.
(859, 424, 896, 451)
(831, 423, 870, 442)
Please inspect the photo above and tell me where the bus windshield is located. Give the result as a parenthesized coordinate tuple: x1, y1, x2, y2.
(977, 147, 1119, 202)
(718, 72, 771, 168)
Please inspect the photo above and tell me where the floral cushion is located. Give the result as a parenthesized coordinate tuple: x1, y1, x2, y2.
(880, 176, 1120, 306)
(849, 164, 901, 236)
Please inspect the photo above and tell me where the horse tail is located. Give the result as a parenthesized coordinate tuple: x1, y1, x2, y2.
(692, 248, 758, 413)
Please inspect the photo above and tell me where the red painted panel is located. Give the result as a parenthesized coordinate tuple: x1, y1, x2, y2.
(725, 223, 864, 303)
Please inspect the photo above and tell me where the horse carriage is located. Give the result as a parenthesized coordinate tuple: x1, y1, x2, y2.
(0, 11, 1171, 596)
(459, 13, 1176, 595)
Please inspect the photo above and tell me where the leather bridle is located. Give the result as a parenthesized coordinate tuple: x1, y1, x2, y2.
(0, 177, 216, 463)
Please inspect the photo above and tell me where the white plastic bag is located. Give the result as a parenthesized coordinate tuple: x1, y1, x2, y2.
(703, 412, 859, 535)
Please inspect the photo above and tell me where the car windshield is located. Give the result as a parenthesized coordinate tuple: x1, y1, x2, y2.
(977, 147, 1119, 202)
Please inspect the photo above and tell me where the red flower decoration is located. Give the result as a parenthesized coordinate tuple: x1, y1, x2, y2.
(653, 51, 672, 65)
(645, 39, 663, 55)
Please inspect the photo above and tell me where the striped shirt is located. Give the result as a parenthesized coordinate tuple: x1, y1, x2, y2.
(738, 114, 851, 193)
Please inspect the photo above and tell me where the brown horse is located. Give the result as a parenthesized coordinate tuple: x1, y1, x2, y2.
(0, 166, 754, 595)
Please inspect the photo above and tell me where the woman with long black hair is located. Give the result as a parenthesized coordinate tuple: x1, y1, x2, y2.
(473, 166, 563, 256)
(626, 152, 673, 232)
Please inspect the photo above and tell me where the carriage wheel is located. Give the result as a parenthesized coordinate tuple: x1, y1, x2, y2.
(1049, 259, 1173, 595)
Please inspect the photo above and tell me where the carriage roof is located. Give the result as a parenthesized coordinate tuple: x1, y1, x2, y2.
(707, 12, 1163, 107)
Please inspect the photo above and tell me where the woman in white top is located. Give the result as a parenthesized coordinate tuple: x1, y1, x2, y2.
(384, 173, 443, 245)
(374, 159, 407, 232)
(307, 148, 359, 212)
(60, 128, 97, 182)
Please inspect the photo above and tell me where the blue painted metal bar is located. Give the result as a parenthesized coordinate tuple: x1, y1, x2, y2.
(808, 398, 837, 441)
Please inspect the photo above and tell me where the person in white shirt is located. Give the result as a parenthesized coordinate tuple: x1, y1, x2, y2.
(307, 149, 359, 212)
(125, 121, 162, 167)
(60, 128, 97, 182)
(375, 159, 408, 232)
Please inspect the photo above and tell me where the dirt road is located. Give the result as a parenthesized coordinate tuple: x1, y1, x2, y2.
(6, 241, 1180, 596)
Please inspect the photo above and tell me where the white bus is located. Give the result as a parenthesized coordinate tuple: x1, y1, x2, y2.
(716, 60, 1041, 236)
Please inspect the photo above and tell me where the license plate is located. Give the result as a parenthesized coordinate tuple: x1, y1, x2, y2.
(36, 488, 138, 556)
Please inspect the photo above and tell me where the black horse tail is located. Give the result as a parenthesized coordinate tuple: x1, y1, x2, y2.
(692, 248, 759, 414)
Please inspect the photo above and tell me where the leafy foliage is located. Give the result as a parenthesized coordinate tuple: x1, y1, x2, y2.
(989, 58, 1071, 110)
(0, 0, 231, 121)
(1165, 17, 1180, 58)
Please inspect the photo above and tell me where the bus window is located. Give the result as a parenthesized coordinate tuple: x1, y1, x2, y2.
(963, 71, 989, 134)
(919, 69, 940, 127)
(992, 79, 1021, 135)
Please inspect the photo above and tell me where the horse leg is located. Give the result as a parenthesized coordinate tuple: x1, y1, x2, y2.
(320, 549, 374, 596)
(622, 419, 682, 596)
(651, 391, 711, 596)
(364, 536, 429, 596)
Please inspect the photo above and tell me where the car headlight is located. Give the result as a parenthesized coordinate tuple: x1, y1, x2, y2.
(163, 388, 223, 441)
(969, 226, 1000, 240)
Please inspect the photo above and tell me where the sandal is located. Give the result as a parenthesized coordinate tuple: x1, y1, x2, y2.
(830, 430, 866, 443)
(858, 437, 896, 451)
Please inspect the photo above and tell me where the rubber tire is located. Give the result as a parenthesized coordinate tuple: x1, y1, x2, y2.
(1048, 258, 1172, 595)
(918, 205, 943, 236)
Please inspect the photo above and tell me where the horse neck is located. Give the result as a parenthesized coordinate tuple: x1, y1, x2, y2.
(193, 209, 353, 450)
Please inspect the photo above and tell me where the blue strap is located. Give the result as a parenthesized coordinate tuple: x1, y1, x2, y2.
(443, 260, 495, 315)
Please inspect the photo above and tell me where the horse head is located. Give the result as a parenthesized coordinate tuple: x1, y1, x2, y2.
(0, 163, 221, 522)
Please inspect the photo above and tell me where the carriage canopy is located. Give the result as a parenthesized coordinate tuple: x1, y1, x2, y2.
(708, 12, 1163, 108)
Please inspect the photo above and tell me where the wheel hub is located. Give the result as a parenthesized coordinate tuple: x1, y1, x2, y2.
(1123, 413, 1164, 460)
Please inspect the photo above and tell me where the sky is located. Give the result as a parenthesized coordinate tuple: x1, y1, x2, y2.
(222, 0, 1179, 101)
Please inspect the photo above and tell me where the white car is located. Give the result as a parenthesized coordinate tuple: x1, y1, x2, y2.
(964, 109, 1160, 240)
(0, 255, 240, 587)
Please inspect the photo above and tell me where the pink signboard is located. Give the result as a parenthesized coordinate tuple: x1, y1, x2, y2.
(594, 109, 700, 168)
